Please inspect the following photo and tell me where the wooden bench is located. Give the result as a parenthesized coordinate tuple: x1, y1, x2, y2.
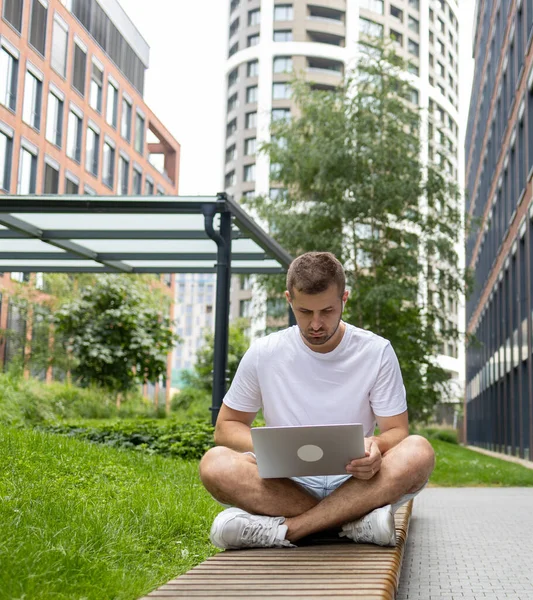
(140, 500, 413, 600)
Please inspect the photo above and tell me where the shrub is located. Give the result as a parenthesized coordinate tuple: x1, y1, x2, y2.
(417, 426, 458, 445)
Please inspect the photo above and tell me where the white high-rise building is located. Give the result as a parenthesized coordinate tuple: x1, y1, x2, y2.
(223, 0, 465, 412)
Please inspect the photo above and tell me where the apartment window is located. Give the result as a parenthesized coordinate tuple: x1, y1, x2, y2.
(429, 8, 434, 21)
(246, 85, 258, 103)
(226, 118, 237, 137)
(390, 30, 403, 45)
(407, 62, 419, 76)
(244, 164, 256, 182)
(438, 40, 445, 55)
(17, 147, 37, 194)
(225, 170, 236, 187)
(0, 130, 13, 191)
(248, 34, 260, 47)
(43, 162, 59, 194)
(360, 0, 384, 14)
(272, 82, 291, 99)
(408, 16, 419, 33)
(29, 0, 47, 56)
(85, 125, 99, 175)
(45, 90, 63, 147)
(247, 60, 259, 77)
(225, 144, 236, 163)
(2, 0, 23, 32)
(66, 110, 82, 162)
(134, 113, 144, 155)
(429, 30, 434, 44)
(273, 30, 293, 41)
(0, 47, 19, 111)
(244, 137, 256, 156)
(229, 17, 239, 38)
(390, 5, 403, 21)
(228, 67, 239, 87)
(132, 168, 142, 194)
(240, 299, 252, 318)
(438, 17, 445, 33)
(229, 42, 239, 57)
(50, 17, 68, 77)
(117, 155, 129, 194)
(408, 39, 420, 57)
(102, 141, 115, 188)
(272, 108, 291, 121)
(144, 177, 154, 195)
(274, 5, 293, 20)
(65, 175, 79, 194)
(242, 190, 255, 201)
(121, 97, 132, 141)
(106, 81, 118, 128)
(22, 70, 43, 130)
(89, 63, 103, 113)
(359, 18, 384, 38)
(408, 0, 419, 8)
(227, 92, 239, 112)
(248, 9, 260, 26)
(245, 111, 257, 128)
(409, 88, 419, 105)
(273, 56, 292, 73)
(72, 41, 87, 96)
(437, 61, 445, 77)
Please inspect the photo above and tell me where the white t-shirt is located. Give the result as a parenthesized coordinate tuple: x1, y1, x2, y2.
(223, 323, 407, 436)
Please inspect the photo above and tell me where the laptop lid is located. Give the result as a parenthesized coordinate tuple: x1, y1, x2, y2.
(251, 423, 366, 479)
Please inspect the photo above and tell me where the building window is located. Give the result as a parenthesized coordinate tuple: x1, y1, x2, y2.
(51, 17, 68, 77)
(239, 299, 252, 318)
(22, 70, 43, 131)
(273, 56, 292, 73)
(245, 111, 257, 128)
(229, 17, 239, 38)
(45, 90, 63, 147)
(227, 92, 239, 112)
(106, 81, 118, 128)
(273, 82, 291, 99)
(89, 63, 103, 113)
(66, 110, 82, 162)
(359, 18, 384, 38)
(72, 41, 87, 96)
(243, 163, 256, 182)
(246, 85, 258, 103)
(408, 0, 420, 8)
(132, 168, 142, 194)
(248, 9, 260, 26)
(43, 162, 59, 194)
(272, 108, 291, 121)
(17, 147, 37, 194)
(2, 0, 23, 32)
(29, 0, 47, 56)
(409, 88, 419, 105)
(102, 141, 115, 188)
(117, 155, 129, 194)
(121, 97, 132, 141)
(229, 42, 239, 57)
(225, 170, 236, 187)
(247, 60, 259, 77)
(228, 67, 239, 88)
(360, 0, 383, 14)
(274, 4, 293, 20)
(134, 113, 144, 154)
(408, 15, 419, 33)
(244, 137, 256, 156)
(390, 4, 403, 21)
(0, 130, 13, 191)
(408, 39, 420, 57)
(65, 175, 79, 194)
(85, 125, 99, 175)
(248, 34, 260, 47)
(390, 29, 403, 45)
(273, 30, 293, 41)
(226, 118, 237, 137)
(0, 47, 19, 111)
(144, 178, 154, 195)
(407, 62, 419, 76)
(438, 39, 445, 55)
(225, 144, 236, 163)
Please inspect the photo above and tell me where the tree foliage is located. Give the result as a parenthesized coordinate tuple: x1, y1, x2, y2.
(54, 275, 178, 393)
(245, 43, 467, 422)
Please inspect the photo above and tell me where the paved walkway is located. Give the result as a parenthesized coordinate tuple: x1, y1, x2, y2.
(397, 488, 533, 600)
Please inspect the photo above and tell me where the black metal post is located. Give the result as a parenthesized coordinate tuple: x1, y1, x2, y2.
(203, 195, 232, 426)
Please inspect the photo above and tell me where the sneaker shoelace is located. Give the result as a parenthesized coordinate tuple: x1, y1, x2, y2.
(346, 516, 374, 542)
(241, 516, 286, 547)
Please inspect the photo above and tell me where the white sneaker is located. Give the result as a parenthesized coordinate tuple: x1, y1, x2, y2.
(209, 507, 295, 550)
(338, 505, 396, 547)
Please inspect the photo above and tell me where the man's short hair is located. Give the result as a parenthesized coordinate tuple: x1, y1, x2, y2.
(286, 252, 345, 296)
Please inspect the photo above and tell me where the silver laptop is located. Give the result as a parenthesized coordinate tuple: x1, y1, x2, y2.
(251, 423, 366, 479)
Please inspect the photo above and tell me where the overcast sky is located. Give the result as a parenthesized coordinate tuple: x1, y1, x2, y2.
(120, 0, 475, 196)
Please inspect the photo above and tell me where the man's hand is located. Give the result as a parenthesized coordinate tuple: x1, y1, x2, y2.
(345, 437, 382, 480)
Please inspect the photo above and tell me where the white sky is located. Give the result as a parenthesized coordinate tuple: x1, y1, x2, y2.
(120, 0, 475, 196)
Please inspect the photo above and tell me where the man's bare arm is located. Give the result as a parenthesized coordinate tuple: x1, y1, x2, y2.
(371, 410, 410, 455)
(214, 404, 258, 452)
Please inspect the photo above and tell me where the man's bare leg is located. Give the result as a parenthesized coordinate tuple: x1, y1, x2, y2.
(284, 435, 435, 542)
(199, 445, 319, 517)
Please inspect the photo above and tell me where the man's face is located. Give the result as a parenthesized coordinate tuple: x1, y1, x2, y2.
(285, 284, 349, 350)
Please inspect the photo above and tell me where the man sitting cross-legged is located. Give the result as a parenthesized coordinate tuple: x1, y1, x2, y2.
(200, 251, 435, 550)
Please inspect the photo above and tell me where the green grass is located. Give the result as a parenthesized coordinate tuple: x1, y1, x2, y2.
(429, 439, 533, 486)
(0, 424, 220, 600)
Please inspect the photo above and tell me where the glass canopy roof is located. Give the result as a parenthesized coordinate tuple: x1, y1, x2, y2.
(0, 194, 293, 274)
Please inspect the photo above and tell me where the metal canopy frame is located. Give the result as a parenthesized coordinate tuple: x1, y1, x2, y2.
(0, 192, 294, 424)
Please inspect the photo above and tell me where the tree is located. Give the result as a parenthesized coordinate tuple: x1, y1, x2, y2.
(245, 43, 468, 422)
(54, 275, 178, 399)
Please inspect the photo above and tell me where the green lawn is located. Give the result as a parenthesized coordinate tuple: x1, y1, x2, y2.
(0, 425, 220, 600)
(2, 426, 533, 600)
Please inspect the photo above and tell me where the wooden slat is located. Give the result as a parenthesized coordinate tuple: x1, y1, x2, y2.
(140, 500, 412, 600)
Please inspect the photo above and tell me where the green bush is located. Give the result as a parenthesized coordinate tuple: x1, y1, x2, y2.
(0, 374, 163, 427)
(417, 426, 458, 445)
(38, 418, 215, 461)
